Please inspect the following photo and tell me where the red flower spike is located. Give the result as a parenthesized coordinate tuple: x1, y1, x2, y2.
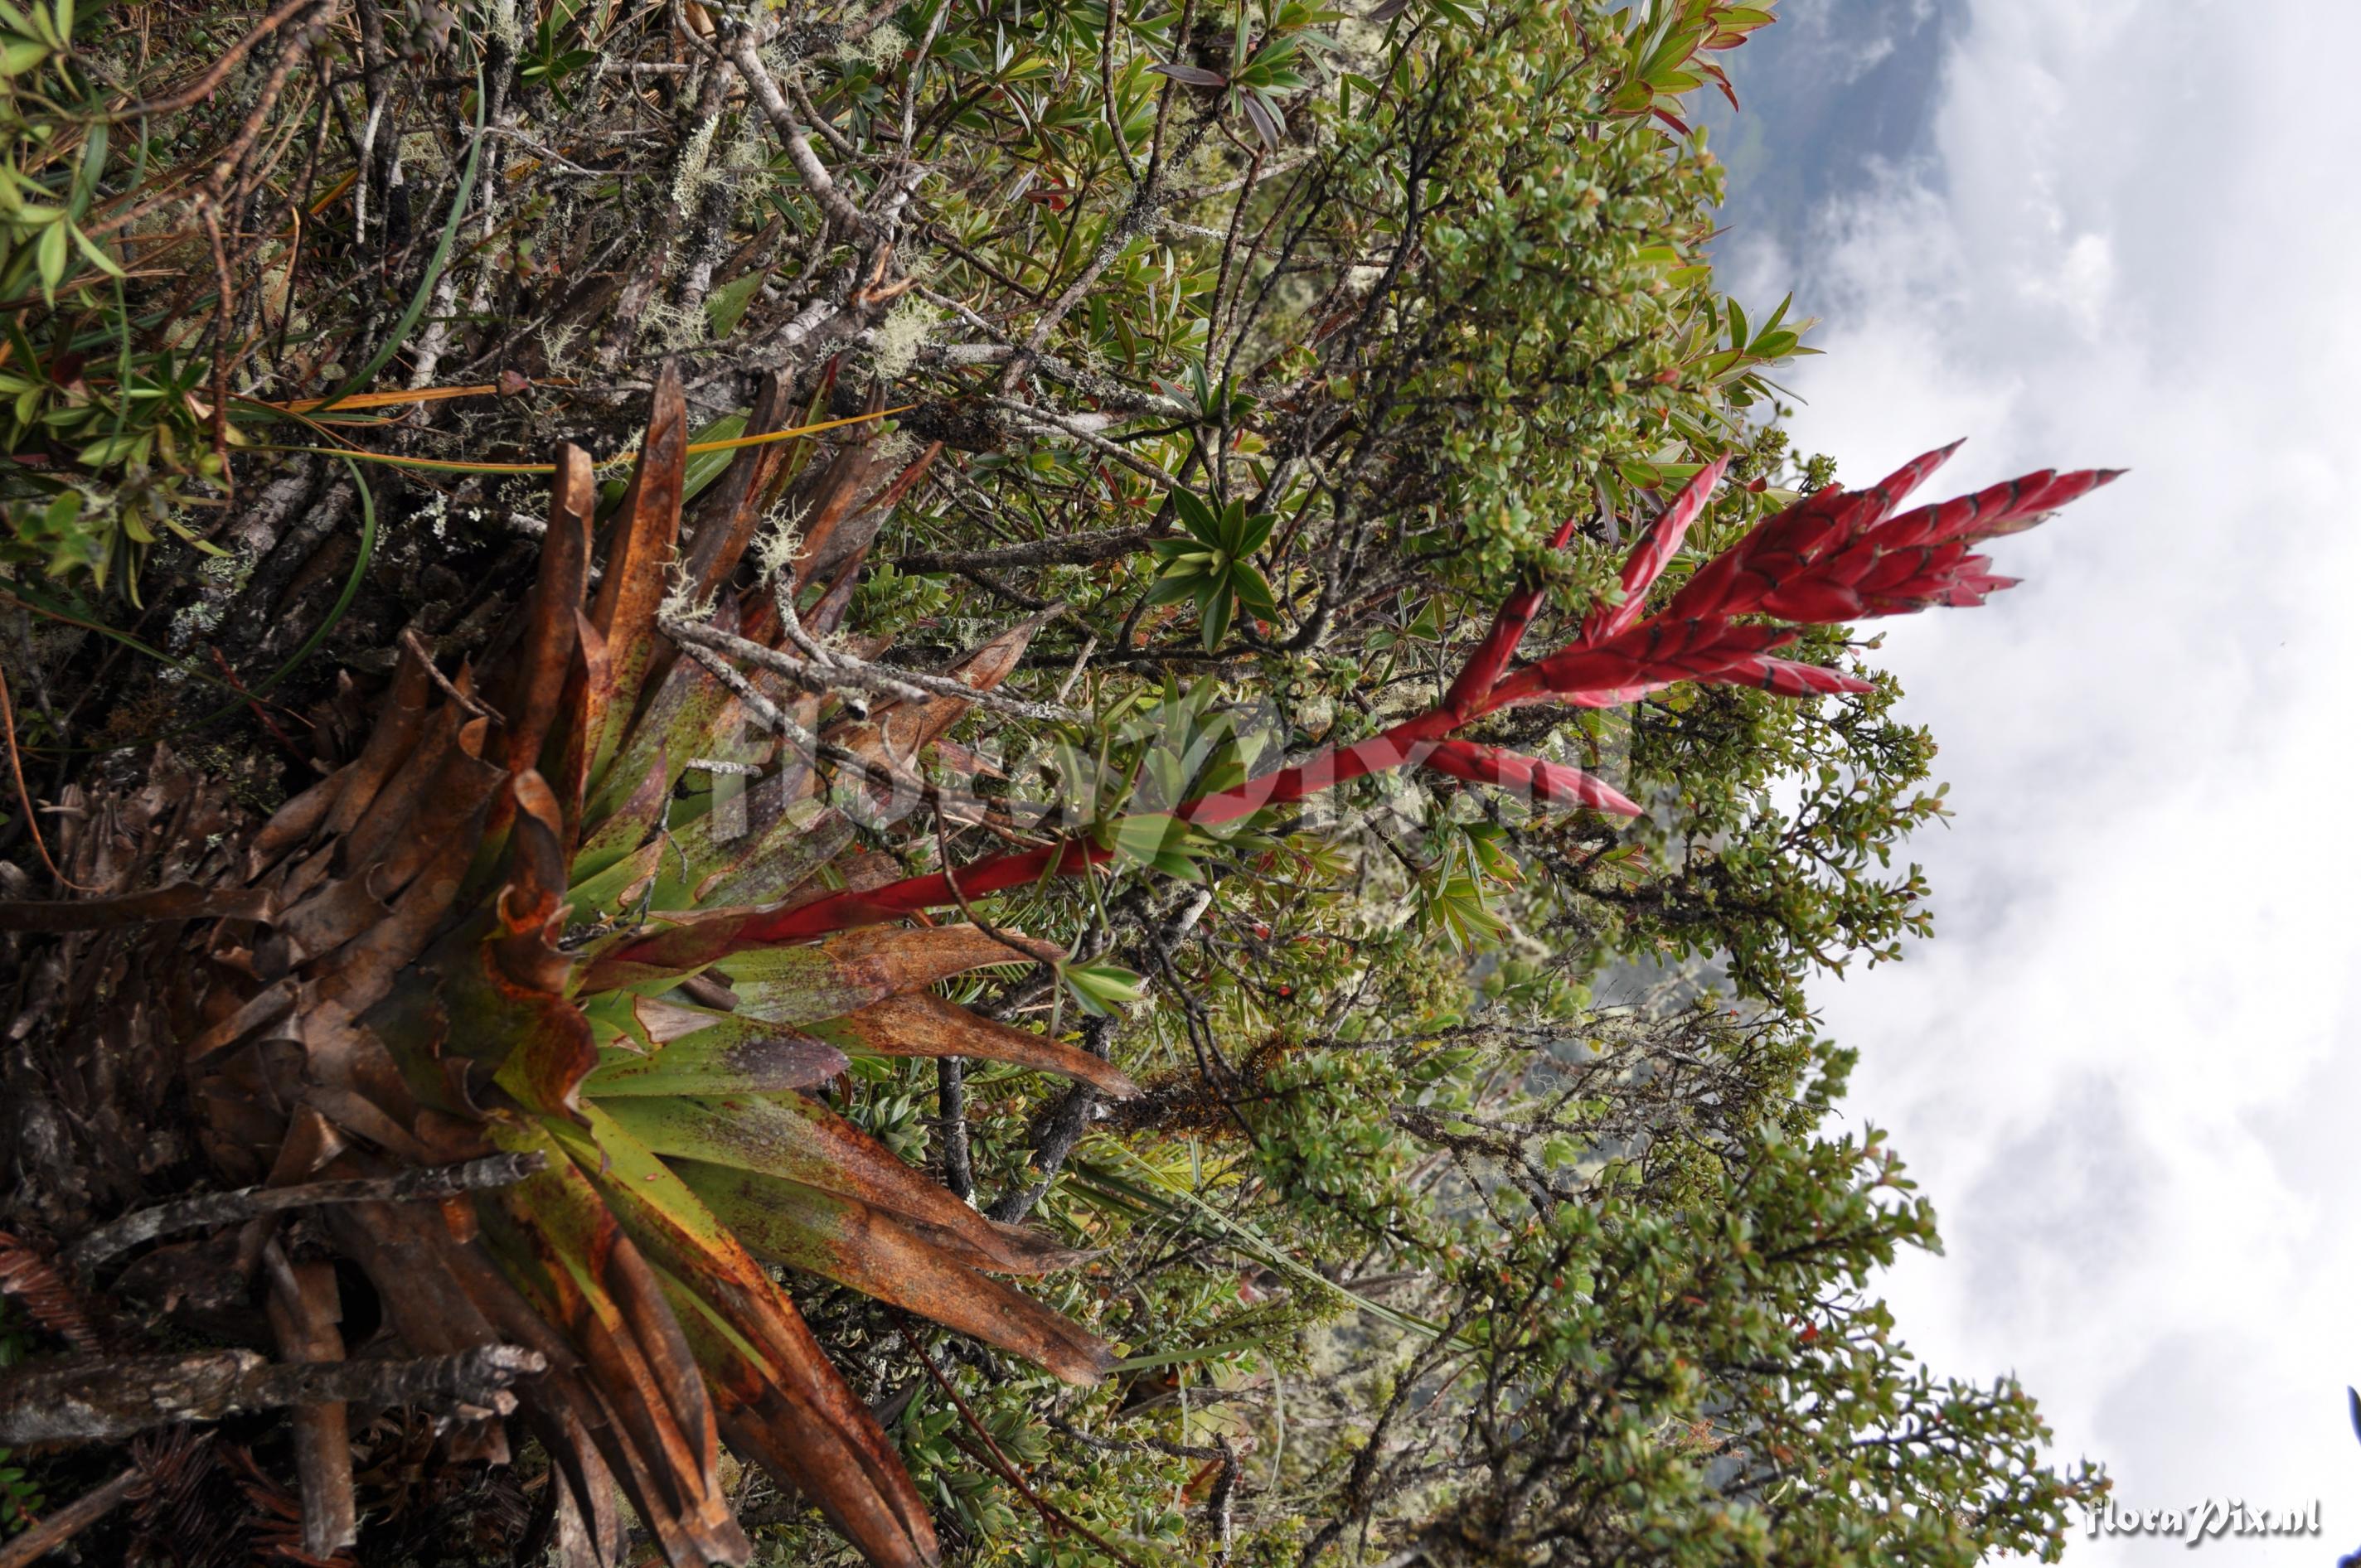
(1557, 681, 1670, 709)
(1583, 457, 1729, 644)
(1854, 544, 1955, 597)
(1659, 532, 1748, 623)
(1447, 459, 1728, 721)
(1879, 467, 2121, 552)
(1185, 709, 1458, 828)
(1757, 488, 1866, 561)
(733, 840, 1113, 948)
(1660, 492, 1851, 622)
(1817, 536, 1888, 588)
(701, 444, 2115, 948)
(1445, 582, 1555, 722)
(1422, 740, 1643, 818)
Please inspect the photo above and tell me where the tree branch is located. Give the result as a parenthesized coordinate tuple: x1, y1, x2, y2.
(67, 1153, 547, 1275)
(0, 1345, 550, 1445)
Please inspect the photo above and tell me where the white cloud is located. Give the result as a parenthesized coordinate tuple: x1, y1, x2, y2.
(1838, 33, 1898, 82)
(1765, 0, 2361, 1556)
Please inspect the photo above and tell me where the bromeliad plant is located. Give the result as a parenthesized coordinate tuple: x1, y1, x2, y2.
(40, 353, 2111, 1568)
(138, 364, 1137, 1568)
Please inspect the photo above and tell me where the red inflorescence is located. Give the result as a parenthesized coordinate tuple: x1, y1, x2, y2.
(730, 443, 2121, 947)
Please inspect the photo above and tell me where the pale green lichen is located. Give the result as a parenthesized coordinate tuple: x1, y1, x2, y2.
(749, 503, 808, 584)
(538, 318, 583, 375)
(864, 295, 939, 385)
(634, 294, 712, 353)
(485, 0, 523, 56)
(670, 113, 725, 211)
(839, 22, 905, 71)
(658, 561, 722, 626)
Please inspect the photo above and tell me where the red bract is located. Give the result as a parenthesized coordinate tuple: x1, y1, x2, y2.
(652, 443, 2121, 953)
(1582, 454, 1731, 644)
(1423, 741, 1645, 816)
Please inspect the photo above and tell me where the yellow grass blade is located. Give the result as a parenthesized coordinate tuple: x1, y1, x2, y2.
(251, 405, 915, 476)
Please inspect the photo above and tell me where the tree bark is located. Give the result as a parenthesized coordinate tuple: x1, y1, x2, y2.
(0, 1344, 548, 1445)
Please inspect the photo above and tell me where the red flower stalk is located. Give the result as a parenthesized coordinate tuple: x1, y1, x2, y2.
(659, 443, 2121, 950)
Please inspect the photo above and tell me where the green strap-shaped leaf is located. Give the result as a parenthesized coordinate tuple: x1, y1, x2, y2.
(715, 925, 1050, 1028)
(671, 1158, 1111, 1386)
(594, 1091, 1042, 1275)
(584, 1019, 846, 1096)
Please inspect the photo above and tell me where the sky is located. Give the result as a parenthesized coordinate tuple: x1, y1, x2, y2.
(1699, 0, 2361, 1558)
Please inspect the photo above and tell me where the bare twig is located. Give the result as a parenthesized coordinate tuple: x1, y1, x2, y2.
(1099, 0, 1137, 180)
(985, 1011, 1116, 1225)
(67, 1153, 547, 1274)
(0, 1345, 550, 1445)
(936, 1053, 972, 1203)
(898, 0, 954, 160)
(399, 628, 500, 719)
(894, 527, 1151, 576)
(1057, 632, 1099, 704)
(114, 0, 323, 118)
(991, 397, 1181, 489)
(662, 616, 1081, 724)
(724, 28, 873, 237)
(671, 638, 1026, 837)
(913, 286, 1195, 419)
(0, 662, 95, 892)
(0, 1467, 139, 1568)
(1001, 116, 1214, 385)
(261, 1242, 356, 1557)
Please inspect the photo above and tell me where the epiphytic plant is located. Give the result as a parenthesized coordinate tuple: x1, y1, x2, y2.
(28, 365, 1132, 1568)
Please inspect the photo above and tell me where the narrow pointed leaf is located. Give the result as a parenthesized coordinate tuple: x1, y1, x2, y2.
(584, 361, 688, 793)
(715, 925, 1059, 1028)
(806, 990, 1139, 1098)
(1585, 454, 1728, 642)
(584, 1019, 849, 1096)
(671, 1159, 1113, 1386)
(593, 1091, 1050, 1275)
(1421, 740, 1641, 816)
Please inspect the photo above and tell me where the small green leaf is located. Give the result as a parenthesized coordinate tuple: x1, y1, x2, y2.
(1143, 570, 1205, 608)
(34, 220, 67, 296)
(704, 271, 764, 337)
(1200, 581, 1235, 649)
(1234, 509, 1277, 556)
(67, 224, 121, 279)
(1232, 562, 1279, 624)
(1064, 958, 1145, 1017)
(1171, 489, 1223, 545)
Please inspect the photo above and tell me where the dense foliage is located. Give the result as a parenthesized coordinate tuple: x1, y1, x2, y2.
(0, 0, 2108, 1565)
